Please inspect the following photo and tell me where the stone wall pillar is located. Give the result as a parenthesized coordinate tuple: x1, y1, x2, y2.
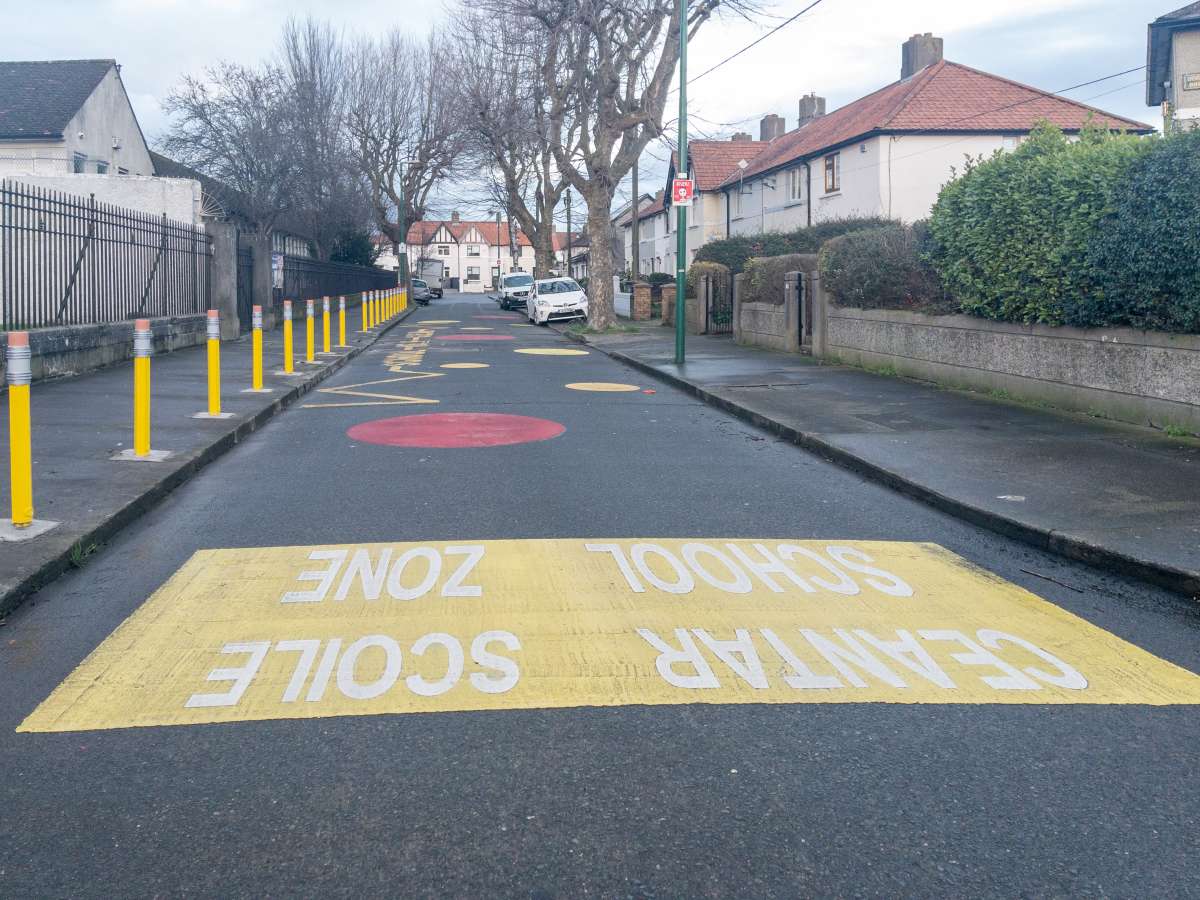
(631, 282, 652, 321)
(250, 233, 275, 330)
(660, 284, 677, 326)
(206, 221, 241, 340)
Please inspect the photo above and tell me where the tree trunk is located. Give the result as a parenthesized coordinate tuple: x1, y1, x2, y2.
(584, 188, 615, 330)
(534, 229, 556, 279)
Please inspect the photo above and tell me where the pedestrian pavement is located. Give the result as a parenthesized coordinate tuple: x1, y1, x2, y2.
(0, 305, 412, 616)
(561, 322, 1200, 597)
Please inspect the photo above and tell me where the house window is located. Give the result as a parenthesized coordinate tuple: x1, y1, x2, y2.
(466, 245, 480, 257)
(787, 168, 804, 202)
(95, 161, 109, 174)
(72, 152, 87, 173)
(117, 167, 128, 175)
(732, 189, 743, 218)
(466, 266, 480, 282)
(437, 245, 450, 256)
(824, 153, 840, 193)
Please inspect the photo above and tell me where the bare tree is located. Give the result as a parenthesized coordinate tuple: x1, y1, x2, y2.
(344, 29, 465, 260)
(456, 12, 568, 277)
(478, 0, 753, 328)
(161, 61, 296, 232)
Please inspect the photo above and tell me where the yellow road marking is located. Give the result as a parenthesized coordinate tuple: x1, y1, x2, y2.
(419, 320, 460, 325)
(459, 327, 493, 331)
(305, 370, 442, 407)
(516, 348, 588, 356)
(19, 539, 1200, 733)
(441, 363, 490, 369)
(566, 382, 640, 392)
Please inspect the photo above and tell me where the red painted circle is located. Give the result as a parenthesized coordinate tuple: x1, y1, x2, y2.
(348, 413, 565, 448)
(436, 334, 516, 341)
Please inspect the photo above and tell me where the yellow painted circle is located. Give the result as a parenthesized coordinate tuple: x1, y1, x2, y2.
(515, 348, 589, 356)
(440, 362, 490, 369)
(460, 327, 493, 331)
(565, 382, 640, 392)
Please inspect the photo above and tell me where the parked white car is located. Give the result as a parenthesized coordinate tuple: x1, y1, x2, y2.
(497, 272, 534, 310)
(528, 278, 587, 325)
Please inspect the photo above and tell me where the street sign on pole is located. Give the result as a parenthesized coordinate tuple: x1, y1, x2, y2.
(672, 177, 695, 207)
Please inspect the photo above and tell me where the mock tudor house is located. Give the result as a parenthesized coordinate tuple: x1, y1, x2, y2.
(0, 59, 153, 177)
(406, 214, 536, 292)
(1148, 3, 1200, 133)
(713, 35, 1152, 238)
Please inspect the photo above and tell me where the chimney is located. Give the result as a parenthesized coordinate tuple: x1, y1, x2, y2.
(450, 210, 461, 223)
(797, 93, 826, 128)
(901, 33, 943, 79)
(759, 114, 786, 142)
(731, 131, 754, 142)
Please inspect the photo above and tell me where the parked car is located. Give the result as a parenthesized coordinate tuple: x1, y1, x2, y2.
(528, 278, 587, 325)
(411, 278, 432, 305)
(497, 272, 535, 310)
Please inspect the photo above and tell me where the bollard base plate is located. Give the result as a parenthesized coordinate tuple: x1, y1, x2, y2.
(240, 388, 274, 393)
(191, 412, 235, 420)
(273, 369, 304, 377)
(0, 518, 59, 542)
(111, 448, 174, 463)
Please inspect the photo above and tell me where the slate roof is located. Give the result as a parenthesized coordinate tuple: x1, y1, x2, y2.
(1148, 3, 1200, 105)
(721, 60, 1154, 187)
(0, 59, 114, 140)
(617, 190, 666, 227)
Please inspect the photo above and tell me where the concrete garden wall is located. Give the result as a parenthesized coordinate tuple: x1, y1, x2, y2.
(2, 315, 207, 383)
(817, 305, 1200, 432)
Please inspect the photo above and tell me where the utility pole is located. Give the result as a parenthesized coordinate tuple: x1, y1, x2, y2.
(674, 0, 688, 365)
(495, 209, 502, 288)
(631, 161, 640, 280)
(565, 189, 573, 279)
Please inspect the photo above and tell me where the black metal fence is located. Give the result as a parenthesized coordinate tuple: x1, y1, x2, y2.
(279, 256, 395, 310)
(1, 179, 211, 331)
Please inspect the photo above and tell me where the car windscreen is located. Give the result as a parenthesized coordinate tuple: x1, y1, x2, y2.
(503, 275, 533, 287)
(538, 280, 580, 294)
(412, 280, 426, 288)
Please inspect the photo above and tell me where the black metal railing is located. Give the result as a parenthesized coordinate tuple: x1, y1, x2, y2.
(280, 256, 395, 310)
(1, 179, 211, 331)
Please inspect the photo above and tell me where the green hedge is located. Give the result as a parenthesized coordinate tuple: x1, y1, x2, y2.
(1086, 129, 1200, 332)
(685, 260, 730, 299)
(928, 122, 1150, 326)
(694, 217, 894, 274)
(820, 222, 956, 314)
(742, 254, 809, 306)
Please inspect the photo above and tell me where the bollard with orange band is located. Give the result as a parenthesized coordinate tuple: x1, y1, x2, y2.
(195, 309, 229, 418)
(305, 298, 316, 363)
(133, 319, 152, 454)
(282, 300, 295, 373)
(338, 296, 347, 347)
(243, 305, 272, 393)
(7, 332, 33, 528)
(322, 296, 331, 353)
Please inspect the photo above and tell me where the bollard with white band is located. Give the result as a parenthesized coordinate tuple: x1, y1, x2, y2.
(337, 295, 347, 347)
(322, 296, 332, 354)
(242, 305, 272, 393)
(7, 332, 33, 528)
(192, 309, 232, 419)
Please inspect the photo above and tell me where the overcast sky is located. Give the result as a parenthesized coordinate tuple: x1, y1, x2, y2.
(6, 0, 1172, 218)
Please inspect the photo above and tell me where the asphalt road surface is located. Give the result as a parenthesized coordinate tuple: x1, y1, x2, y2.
(3, 293, 1199, 898)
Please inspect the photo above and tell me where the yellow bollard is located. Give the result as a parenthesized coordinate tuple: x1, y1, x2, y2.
(206, 309, 221, 416)
(7, 332, 33, 527)
(283, 300, 294, 373)
(361, 291, 369, 332)
(367, 291, 375, 329)
(322, 296, 331, 353)
(306, 298, 315, 362)
(133, 319, 152, 456)
(251, 305, 264, 390)
(338, 296, 347, 347)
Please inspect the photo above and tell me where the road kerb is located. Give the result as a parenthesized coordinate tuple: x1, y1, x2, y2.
(558, 328, 1200, 600)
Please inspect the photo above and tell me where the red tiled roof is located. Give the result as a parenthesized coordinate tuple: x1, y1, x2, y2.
(617, 190, 667, 227)
(552, 231, 585, 251)
(406, 220, 532, 247)
(673, 140, 767, 191)
(721, 60, 1154, 186)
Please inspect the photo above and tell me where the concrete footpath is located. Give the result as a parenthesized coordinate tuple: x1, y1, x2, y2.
(561, 323, 1200, 598)
(0, 305, 412, 617)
